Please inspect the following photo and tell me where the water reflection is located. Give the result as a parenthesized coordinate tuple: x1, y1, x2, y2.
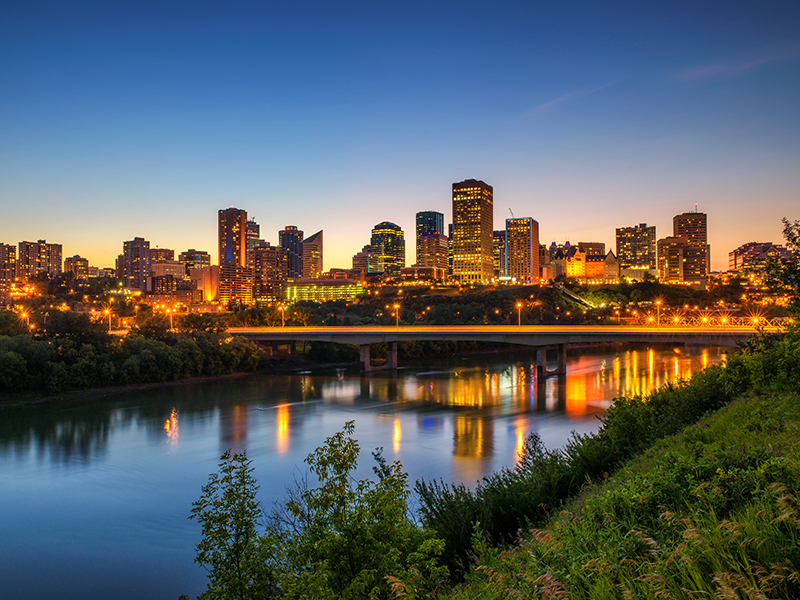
(163, 408, 179, 446)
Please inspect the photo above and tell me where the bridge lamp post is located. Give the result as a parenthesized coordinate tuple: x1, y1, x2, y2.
(516, 302, 522, 327)
(655, 300, 662, 328)
(393, 304, 400, 328)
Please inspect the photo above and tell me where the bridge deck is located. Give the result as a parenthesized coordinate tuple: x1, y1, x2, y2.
(228, 325, 760, 347)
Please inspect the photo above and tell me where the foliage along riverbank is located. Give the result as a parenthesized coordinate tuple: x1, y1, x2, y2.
(182, 324, 800, 599)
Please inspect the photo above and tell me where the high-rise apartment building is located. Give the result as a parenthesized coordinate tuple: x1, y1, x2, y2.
(245, 218, 262, 268)
(17, 239, 62, 280)
(415, 211, 444, 265)
(729, 242, 792, 272)
(370, 222, 405, 276)
(452, 179, 493, 283)
(493, 230, 506, 277)
(218, 208, 247, 267)
(353, 245, 379, 275)
(279, 226, 304, 278)
(301, 231, 323, 278)
(218, 264, 254, 306)
(121, 237, 151, 291)
(505, 218, 540, 283)
(673, 211, 709, 281)
(616, 223, 656, 270)
(178, 249, 211, 274)
(418, 233, 449, 278)
(64, 255, 89, 279)
(0, 243, 16, 307)
(657, 236, 688, 283)
(253, 244, 288, 304)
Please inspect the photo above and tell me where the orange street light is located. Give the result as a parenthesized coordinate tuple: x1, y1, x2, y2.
(393, 303, 400, 328)
(516, 302, 522, 327)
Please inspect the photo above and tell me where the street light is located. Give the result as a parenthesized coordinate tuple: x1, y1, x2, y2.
(279, 305, 286, 327)
(104, 309, 111, 332)
(393, 303, 400, 328)
(516, 302, 522, 327)
(655, 299, 662, 328)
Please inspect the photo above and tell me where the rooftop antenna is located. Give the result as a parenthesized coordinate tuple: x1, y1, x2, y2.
(695, 203, 698, 213)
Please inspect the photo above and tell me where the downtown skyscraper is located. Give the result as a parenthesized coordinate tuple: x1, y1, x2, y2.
(415, 211, 444, 265)
(452, 179, 494, 283)
(505, 217, 540, 283)
(218, 208, 247, 267)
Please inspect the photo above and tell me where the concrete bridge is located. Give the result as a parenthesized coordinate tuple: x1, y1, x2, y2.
(228, 325, 760, 376)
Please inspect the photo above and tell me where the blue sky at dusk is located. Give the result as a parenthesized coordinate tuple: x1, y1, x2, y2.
(1, 0, 798, 271)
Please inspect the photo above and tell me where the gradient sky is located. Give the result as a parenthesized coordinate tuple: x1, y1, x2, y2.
(1, 0, 799, 272)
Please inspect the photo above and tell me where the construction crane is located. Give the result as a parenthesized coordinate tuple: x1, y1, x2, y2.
(508, 208, 515, 219)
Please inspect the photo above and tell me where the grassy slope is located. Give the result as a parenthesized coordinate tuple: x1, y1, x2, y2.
(446, 390, 800, 599)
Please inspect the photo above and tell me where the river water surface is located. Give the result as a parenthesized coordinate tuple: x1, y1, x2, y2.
(0, 344, 726, 600)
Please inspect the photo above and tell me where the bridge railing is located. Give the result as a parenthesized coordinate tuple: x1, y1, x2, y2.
(625, 315, 791, 329)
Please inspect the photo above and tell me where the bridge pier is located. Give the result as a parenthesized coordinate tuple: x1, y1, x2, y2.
(536, 344, 567, 378)
(388, 342, 398, 370)
(360, 344, 372, 373)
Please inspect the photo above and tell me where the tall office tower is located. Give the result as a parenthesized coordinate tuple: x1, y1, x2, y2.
(279, 225, 304, 278)
(673, 211, 709, 281)
(370, 222, 405, 276)
(253, 244, 289, 304)
(245, 218, 261, 268)
(17, 239, 62, 280)
(577, 242, 605, 258)
(218, 264, 254, 306)
(418, 233, 449, 277)
(415, 211, 444, 265)
(178, 249, 211, 274)
(505, 218, 540, 283)
(301, 230, 323, 278)
(657, 236, 689, 283)
(616, 223, 656, 269)
(63, 255, 89, 279)
(121, 237, 151, 291)
(150, 248, 174, 263)
(448, 224, 454, 276)
(218, 207, 247, 267)
(0, 243, 16, 307)
(452, 179, 493, 283)
(493, 230, 506, 277)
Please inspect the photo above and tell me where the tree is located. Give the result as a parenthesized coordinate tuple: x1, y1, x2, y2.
(189, 451, 274, 600)
(765, 218, 800, 317)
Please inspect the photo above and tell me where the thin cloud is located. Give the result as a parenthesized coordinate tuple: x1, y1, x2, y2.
(676, 45, 800, 81)
(525, 81, 619, 116)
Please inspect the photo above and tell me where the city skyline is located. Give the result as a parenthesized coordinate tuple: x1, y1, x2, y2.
(1, 1, 798, 271)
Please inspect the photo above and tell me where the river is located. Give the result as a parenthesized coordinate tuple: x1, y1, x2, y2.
(0, 343, 725, 600)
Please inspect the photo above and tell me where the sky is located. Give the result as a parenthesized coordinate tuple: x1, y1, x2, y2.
(1, 0, 799, 272)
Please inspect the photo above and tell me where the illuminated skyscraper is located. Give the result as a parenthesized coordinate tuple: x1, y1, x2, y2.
(505, 218, 539, 282)
(452, 179, 493, 282)
(245, 218, 261, 268)
(302, 231, 323, 278)
(616, 223, 656, 270)
(17, 239, 62, 280)
(370, 222, 405, 276)
(657, 236, 688, 282)
(218, 208, 247, 267)
(253, 244, 288, 304)
(150, 248, 174, 263)
(121, 237, 151, 291)
(415, 211, 444, 265)
(0, 243, 16, 307)
(493, 230, 506, 277)
(673, 211, 709, 281)
(279, 226, 304, 278)
(64, 255, 89, 279)
(178, 249, 211, 274)
(418, 233, 449, 278)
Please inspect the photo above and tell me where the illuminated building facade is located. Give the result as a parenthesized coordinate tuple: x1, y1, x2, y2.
(616, 223, 656, 271)
(63, 255, 89, 279)
(218, 207, 247, 268)
(218, 264, 254, 306)
(370, 222, 405, 276)
(657, 236, 688, 282)
(179, 249, 211, 274)
(352, 245, 379, 275)
(190, 265, 219, 303)
(17, 239, 62, 280)
(452, 179, 493, 283)
(150, 248, 174, 263)
(729, 241, 792, 272)
(493, 230, 506, 277)
(253, 244, 289, 304)
(673, 211, 709, 281)
(415, 211, 444, 265)
(418, 233, 449, 278)
(0, 243, 15, 307)
(578, 242, 605, 257)
(505, 218, 539, 282)
(151, 260, 185, 278)
(285, 279, 365, 303)
(603, 250, 620, 283)
(121, 237, 151, 291)
(245, 218, 262, 268)
(279, 226, 304, 278)
(301, 230, 323, 278)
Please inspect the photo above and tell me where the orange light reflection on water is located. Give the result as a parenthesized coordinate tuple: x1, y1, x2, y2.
(163, 408, 178, 445)
(277, 405, 289, 454)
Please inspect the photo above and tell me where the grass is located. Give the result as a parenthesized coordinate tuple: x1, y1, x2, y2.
(443, 390, 800, 599)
